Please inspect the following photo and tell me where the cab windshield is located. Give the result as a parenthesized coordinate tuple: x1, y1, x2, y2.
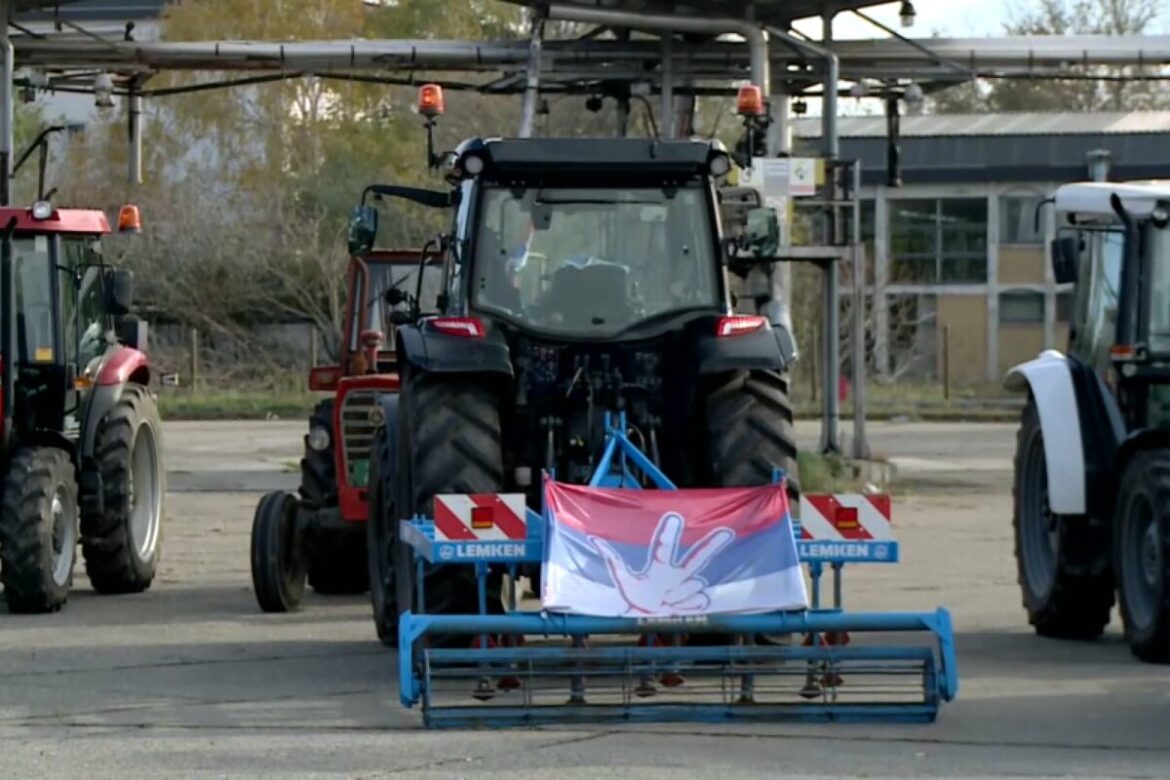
(12, 237, 55, 364)
(472, 184, 719, 336)
(352, 258, 443, 350)
(1147, 221, 1170, 354)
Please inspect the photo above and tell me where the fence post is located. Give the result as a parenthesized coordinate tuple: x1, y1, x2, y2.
(309, 324, 319, 369)
(942, 323, 950, 401)
(188, 328, 200, 394)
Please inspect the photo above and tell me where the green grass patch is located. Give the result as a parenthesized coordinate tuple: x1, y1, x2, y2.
(158, 390, 319, 421)
(798, 451, 873, 494)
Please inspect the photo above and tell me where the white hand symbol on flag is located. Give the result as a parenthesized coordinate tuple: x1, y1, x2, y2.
(589, 512, 735, 614)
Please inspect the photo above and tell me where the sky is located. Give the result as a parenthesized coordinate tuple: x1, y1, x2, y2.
(792, 0, 1170, 40)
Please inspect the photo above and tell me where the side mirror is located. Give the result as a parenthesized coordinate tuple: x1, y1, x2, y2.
(1050, 236, 1079, 285)
(347, 205, 378, 257)
(105, 268, 134, 316)
(385, 287, 408, 306)
(745, 206, 780, 257)
(117, 316, 148, 351)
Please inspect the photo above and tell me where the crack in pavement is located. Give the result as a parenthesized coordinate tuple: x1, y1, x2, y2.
(351, 730, 618, 778)
(0, 646, 386, 681)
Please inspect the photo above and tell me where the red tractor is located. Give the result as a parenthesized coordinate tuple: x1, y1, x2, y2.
(250, 196, 441, 612)
(0, 199, 166, 613)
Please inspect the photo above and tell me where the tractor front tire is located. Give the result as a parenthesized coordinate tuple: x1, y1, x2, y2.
(1114, 450, 1170, 662)
(704, 369, 800, 500)
(0, 447, 78, 613)
(81, 384, 165, 594)
(250, 490, 306, 612)
(1012, 394, 1113, 639)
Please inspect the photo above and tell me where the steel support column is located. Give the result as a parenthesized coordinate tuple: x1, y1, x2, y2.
(0, 0, 12, 206)
(660, 34, 674, 138)
(820, 10, 841, 454)
(518, 9, 544, 138)
(128, 85, 143, 186)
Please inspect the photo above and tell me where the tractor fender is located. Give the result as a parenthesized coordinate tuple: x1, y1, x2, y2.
(95, 346, 150, 387)
(395, 324, 513, 377)
(695, 323, 790, 375)
(1004, 350, 1123, 517)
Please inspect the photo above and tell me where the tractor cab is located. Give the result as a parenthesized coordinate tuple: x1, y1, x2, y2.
(1048, 181, 1170, 427)
(0, 200, 144, 446)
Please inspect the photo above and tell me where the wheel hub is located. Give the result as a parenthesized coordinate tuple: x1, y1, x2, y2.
(1142, 522, 1161, 587)
(128, 424, 162, 562)
(50, 487, 75, 587)
(1021, 431, 1059, 599)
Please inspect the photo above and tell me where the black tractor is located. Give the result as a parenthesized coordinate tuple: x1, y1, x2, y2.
(360, 85, 799, 644)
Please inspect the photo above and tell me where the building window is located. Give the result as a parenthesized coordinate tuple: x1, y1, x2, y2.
(1000, 290, 1045, 323)
(890, 198, 987, 284)
(1000, 195, 1045, 245)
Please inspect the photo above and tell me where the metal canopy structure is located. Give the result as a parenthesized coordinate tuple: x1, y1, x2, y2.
(3, 0, 1169, 460)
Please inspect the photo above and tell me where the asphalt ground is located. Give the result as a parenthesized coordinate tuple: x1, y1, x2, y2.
(0, 419, 1168, 778)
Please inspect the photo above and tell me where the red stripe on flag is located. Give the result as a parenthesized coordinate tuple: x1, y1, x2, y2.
(434, 498, 477, 541)
(470, 494, 527, 540)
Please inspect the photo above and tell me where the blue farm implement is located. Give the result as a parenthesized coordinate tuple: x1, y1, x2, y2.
(396, 413, 958, 727)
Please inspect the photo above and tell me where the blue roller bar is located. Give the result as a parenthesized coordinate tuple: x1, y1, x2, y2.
(398, 607, 957, 707)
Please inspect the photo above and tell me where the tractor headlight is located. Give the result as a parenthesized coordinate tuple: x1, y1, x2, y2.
(307, 425, 330, 451)
(368, 405, 387, 428)
(709, 153, 731, 177)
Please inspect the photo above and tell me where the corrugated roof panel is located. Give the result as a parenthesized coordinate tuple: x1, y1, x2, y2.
(795, 112, 1170, 138)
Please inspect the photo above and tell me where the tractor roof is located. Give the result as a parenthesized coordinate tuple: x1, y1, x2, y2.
(1055, 181, 1170, 219)
(453, 137, 728, 176)
(0, 206, 110, 235)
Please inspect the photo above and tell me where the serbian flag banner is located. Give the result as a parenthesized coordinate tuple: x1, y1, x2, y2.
(541, 478, 808, 617)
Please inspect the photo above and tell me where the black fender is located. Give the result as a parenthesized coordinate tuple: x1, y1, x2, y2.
(695, 324, 791, 375)
(396, 323, 513, 377)
(1066, 356, 1125, 521)
(1115, 428, 1170, 484)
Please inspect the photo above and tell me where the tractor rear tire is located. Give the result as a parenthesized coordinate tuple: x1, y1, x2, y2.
(299, 398, 336, 508)
(250, 490, 307, 612)
(306, 528, 368, 595)
(0, 447, 78, 613)
(1012, 394, 1113, 639)
(1113, 450, 1170, 662)
(700, 369, 799, 648)
(80, 384, 165, 594)
(389, 369, 505, 637)
(704, 369, 800, 500)
(368, 421, 400, 646)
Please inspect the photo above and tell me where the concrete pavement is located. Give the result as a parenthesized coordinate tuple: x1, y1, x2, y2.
(0, 419, 1167, 778)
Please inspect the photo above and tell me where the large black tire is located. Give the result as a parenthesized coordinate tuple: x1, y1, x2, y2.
(368, 369, 505, 645)
(368, 420, 401, 646)
(299, 398, 336, 508)
(703, 369, 800, 500)
(250, 490, 307, 612)
(0, 447, 78, 613)
(1113, 450, 1170, 662)
(80, 384, 164, 594)
(1012, 394, 1113, 639)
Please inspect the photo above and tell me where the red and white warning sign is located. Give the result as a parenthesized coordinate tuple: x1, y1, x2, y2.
(797, 494, 893, 541)
(433, 494, 528, 542)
